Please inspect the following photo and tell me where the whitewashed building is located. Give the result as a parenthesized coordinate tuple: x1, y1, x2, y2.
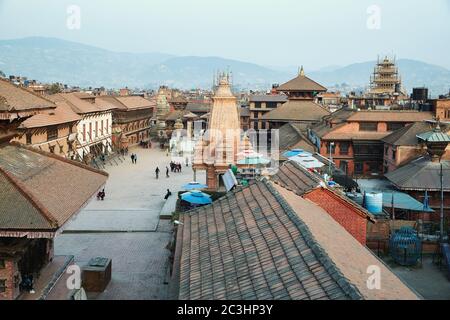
(49, 93, 116, 161)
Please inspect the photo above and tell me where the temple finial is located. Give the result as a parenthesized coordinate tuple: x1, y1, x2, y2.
(299, 65, 305, 76)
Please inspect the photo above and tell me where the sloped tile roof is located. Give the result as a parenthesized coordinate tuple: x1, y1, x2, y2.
(277, 75, 327, 92)
(49, 93, 115, 114)
(262, 100, 330, 122)
(18, 102, 81, 129)
(278, 123, 317, 154)
(96, 95, 155, 111)
(178, 179, 361, 300)
(322, 131, 390, 141)
(249, 94, 288, 103)
(347, 111, 433, 122)
(271, 160, 320, 194)
(0, 143, 108, 232)
(0, 78, 55, 112)
(385, 157, 450, 191)
(275, 184, 420, 300)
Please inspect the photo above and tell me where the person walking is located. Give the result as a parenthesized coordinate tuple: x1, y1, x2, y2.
(131, 153, 135, 164)
(164, 189, 172, 200)
(134, 153, 138, 164)
(166, 166, 170, 178)
(155, 167, 160, 179)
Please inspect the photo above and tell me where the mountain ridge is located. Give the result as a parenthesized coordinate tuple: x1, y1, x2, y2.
(0, 37, 449, 95)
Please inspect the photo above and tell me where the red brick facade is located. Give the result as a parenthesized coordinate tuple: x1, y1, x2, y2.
(304, 188, 368, 245)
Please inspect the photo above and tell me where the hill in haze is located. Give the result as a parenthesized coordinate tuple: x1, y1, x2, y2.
(0, 37, 449, 95)
(309, 59, 450, 97)
(0, 37, 289, 89)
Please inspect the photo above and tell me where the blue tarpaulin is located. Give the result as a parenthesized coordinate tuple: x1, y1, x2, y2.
(382, 192, 434, 213)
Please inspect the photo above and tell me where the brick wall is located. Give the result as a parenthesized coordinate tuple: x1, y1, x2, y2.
(0, 258, 20, 300)
(304, 188, 367, 245)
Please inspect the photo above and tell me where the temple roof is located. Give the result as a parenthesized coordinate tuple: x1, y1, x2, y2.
(277, 70, 327, 93)
(262, 100, 330, 122)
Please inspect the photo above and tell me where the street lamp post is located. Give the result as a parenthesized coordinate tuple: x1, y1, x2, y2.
(329, 142, 335, 177)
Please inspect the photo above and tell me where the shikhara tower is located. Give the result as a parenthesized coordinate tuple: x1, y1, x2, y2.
(193, 73, 249, 190)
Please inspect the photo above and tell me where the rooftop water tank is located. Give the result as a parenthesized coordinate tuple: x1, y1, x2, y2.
(365, 192, 383, 214)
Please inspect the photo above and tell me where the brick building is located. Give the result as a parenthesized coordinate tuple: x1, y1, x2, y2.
(96, 95, 155, 149)
(312, 110, 433, 176)
(248, 94, 287, 130)
(271, 161, 374, 245)
(382, 122, 450, 173)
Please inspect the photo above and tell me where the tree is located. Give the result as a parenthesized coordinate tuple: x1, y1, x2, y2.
(47, 83, 62, 94)
(0, 70, 5, 78)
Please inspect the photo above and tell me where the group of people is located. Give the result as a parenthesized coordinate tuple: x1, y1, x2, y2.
(170, 161, 183, 173)
(130, 153, 138, 164)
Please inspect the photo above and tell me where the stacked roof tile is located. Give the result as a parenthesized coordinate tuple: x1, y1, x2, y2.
(0, 143, 108, 234)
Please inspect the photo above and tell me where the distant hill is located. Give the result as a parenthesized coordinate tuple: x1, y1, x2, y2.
(0, 37, 449, 95)
(309, 59, 450, 96)
(0, 37, 289, 89)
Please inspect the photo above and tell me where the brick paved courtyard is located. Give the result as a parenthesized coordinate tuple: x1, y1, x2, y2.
(54, 146, 204, 300)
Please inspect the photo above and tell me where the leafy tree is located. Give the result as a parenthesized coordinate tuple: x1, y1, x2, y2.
(47, 83, 61, 94)
(0, 70, 5, 78)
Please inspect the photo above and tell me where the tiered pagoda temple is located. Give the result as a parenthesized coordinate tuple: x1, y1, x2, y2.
(369, 56, 402, 95)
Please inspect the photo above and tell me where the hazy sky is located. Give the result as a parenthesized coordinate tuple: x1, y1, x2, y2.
(1, 0, 449, 70)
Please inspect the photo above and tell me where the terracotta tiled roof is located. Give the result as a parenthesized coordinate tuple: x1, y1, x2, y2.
(277, 74, 327, 92)
(274, 184, 420, 300)
(186, 102, 211, 114)
(96, 96, 155, 111)
(0, 143, 108, 232)
(178, 179, 361, 300)
(382, 122, 448, 146)
(322, 131, 390, 141)
(115, 96, 155, 110)
(385, 157, 450, 191)
(262, 100, 330, 122)
(249, 94, 288, 103)
(49, 93, 115, 114)
(0, 78, 55, 112)
(18, 102, 81, 129)
(271, 160, 320, 194)
(278, 123, 317, 154)
(347, 111, 433, 122)
(177, 176, 420, 300)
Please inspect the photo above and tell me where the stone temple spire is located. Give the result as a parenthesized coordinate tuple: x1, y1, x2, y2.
(193, 72, 245, 190)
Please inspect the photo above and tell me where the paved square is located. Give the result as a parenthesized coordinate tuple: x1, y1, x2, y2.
(54, 147, 205, 299)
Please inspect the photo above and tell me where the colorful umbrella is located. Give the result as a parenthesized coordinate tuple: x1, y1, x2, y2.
(181, 190, 212, 205)
(182, 181, 208, 190)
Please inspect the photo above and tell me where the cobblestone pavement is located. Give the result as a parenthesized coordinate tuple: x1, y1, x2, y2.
(55, 147, 204, 300)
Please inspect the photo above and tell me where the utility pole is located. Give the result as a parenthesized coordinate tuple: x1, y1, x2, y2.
(440, 162, 444, 243)
(329, 142, 334, 177)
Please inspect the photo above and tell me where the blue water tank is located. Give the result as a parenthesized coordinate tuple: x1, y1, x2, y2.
(365, 192, 383, 214)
